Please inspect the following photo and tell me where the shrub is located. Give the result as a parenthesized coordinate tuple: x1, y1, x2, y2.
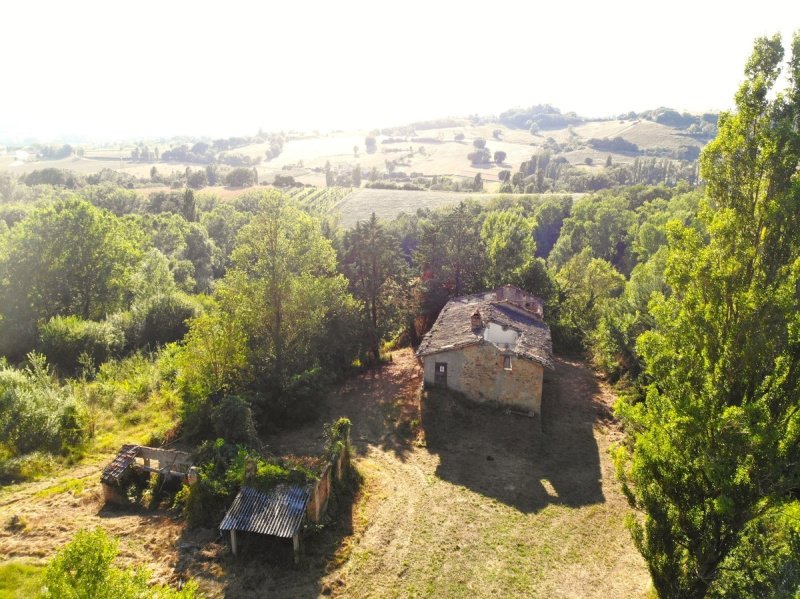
(211, 395, 258, 446)
(38, 316, 123, 374)
(253, 367, 327, 430)
(0, 451, 57, 483)
(41, 528, 199, 598)
(135, 293, 199, 349)
(587, 136, 639, 154)
(324, 417, 351, 459)
(224, 168, 255, 188)
(467, 149, 491, 164)
(0, 354, 86, 457)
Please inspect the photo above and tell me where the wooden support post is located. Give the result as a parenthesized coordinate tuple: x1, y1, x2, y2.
(314, 482, 321, 522)
(293, 533, 300, 565)
(231, 529, 238, 556)
(143, 457, 150, 469)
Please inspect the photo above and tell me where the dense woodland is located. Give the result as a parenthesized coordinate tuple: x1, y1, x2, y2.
(0, 34, 799, 599)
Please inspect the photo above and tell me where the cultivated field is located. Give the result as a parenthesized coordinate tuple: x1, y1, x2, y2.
(0, 117, 704, 191)
(0, 350, 650, 598)
(334, 188, 485, 228)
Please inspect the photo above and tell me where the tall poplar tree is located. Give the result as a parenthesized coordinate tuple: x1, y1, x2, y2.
(616, 33, 800, 597)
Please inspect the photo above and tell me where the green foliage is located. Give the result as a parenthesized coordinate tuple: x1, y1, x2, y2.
(481, 210, 536, 288)
(177, 439, 316, 527)
(586, 136, 639, 154)
(0, 354, 85, 458)
(532, 195, 572, 258)
(467, 148, 491, 164)
(340, 213, 407, 362)
(0, 199, 142, 359)
(210, 395, 258, 446)
(218, 190, 354, 389)
(177, 312, 248, 423)
(324, 417, 351, 459)
(40, 528, 199, 598)
(38, 316, 123, 374)
(616, 33, 800, 598)
(0, 451, 57, 483)
(549, 194, 635, 271)
(132, 293, 200, 350)
(554, 249, 624, 347)
(224, 167, 255, 188)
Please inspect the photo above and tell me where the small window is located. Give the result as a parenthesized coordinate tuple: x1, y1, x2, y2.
(503, 355, 512, 370)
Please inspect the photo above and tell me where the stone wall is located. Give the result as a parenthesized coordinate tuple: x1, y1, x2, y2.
(306, 441, 349, 523)
(422, 343, 544, 414)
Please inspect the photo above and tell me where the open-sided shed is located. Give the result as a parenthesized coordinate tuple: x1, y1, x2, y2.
(219, 484, 312, 563)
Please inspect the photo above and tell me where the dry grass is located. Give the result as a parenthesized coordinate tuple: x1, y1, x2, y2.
(335, 188, 487, 228)
(268, 350, 651, 598)
(0, 350, 650, 598)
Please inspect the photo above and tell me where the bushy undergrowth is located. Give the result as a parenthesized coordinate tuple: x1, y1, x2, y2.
(0, 354, 85, 460)
(39, 316, 124, 375)
(41, 527, 200, 598)
(0, 345, 185, 481)
(175, 438, 318, 527)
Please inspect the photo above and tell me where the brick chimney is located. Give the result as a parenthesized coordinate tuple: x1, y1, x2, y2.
(471, 310, 483, 329)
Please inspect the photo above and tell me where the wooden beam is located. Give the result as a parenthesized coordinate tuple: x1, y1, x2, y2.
(231, 529, 238, 556)
(293, 534, 300, 565)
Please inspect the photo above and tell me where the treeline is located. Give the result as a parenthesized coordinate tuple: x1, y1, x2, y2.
(499, 104, 584, 132)
(1, 161, 264, 194)
(499, 152, 699, 193)
(499, 103, 718, 139)
(131, 132, 285, 166)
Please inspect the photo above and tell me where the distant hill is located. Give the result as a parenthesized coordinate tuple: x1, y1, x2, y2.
(0, 105, 716, 195)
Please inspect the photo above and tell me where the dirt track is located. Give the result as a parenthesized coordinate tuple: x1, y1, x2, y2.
(0, 349, 649, 598)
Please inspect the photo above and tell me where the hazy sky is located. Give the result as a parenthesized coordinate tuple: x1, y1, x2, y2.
(2, 0, 798, 141)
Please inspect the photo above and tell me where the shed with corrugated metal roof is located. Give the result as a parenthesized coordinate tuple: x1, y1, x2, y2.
(219, 484, 312, 563)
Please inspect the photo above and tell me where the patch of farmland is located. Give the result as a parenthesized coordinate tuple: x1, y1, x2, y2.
(334, 188, 485, 227)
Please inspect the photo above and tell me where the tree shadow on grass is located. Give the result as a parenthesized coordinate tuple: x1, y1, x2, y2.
(421, 356, 605, 513)
(267, 358, 421, 465)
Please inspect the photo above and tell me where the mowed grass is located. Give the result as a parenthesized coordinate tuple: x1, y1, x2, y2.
(308, 352, 650, 598)
(336, 451, 648, 598)
(0, 562, 44, 599)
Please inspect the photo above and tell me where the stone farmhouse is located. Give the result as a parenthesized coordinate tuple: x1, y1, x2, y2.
(416, 285, 554, 415)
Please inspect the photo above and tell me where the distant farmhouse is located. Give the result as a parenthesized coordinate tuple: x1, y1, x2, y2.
(416, 285, 554, 415)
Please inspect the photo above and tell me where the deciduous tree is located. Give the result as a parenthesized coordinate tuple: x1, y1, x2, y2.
(615, 33, 800, 598)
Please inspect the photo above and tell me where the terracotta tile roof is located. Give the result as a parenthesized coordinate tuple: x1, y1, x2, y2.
(415, 287, 554, 370)
(219, 485, 312, 538)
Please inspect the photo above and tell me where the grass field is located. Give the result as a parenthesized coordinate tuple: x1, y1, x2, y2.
(334, 188, 486, 227)
(0, 562, 44, 599)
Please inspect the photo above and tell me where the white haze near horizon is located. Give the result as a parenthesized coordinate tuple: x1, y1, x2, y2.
(1, 0, 798, 142)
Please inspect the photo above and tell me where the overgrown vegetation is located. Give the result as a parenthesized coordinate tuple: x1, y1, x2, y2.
(40, 528, 199, 598)
(176, 418, 350, 528)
